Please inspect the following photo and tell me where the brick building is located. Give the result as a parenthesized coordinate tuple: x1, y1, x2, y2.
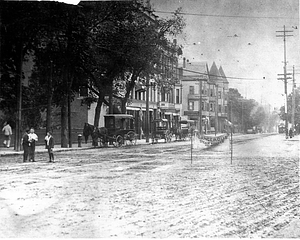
(178, 59, 229, 134)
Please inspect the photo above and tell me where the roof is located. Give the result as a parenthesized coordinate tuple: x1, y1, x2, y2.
(219, 66, 229, 84)
(178, 61, 209, 81)
(209, 61, 222, 83)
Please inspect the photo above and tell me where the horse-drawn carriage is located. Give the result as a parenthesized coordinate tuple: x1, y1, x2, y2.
(151, 118, 173, 143)
(83, 114, 137, 147)
(174, 119, 195, 140)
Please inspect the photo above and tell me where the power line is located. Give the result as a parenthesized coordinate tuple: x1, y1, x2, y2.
(177, 66, 265, 81)
(154, 10, 299, 20)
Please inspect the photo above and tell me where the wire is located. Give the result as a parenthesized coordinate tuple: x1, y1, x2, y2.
(175, 66, 265, 81)
(154, 10, 299, 20)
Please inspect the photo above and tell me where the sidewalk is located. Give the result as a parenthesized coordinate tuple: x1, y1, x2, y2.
(0, 139, 151, 157)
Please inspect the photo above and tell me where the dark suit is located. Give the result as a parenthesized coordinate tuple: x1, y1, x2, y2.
(22, 133, 29, 162)
(45, 136, 55, 162)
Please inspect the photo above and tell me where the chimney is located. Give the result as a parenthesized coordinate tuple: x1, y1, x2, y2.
(183, 57, 186, 68)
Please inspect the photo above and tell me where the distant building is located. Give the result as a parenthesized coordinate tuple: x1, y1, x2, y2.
(178, 59, 229, 134)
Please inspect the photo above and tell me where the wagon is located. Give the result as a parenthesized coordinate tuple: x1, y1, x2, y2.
(98, 114, 137, 147)
(175, 119, 195, 140)
(151, 118, 173, 143)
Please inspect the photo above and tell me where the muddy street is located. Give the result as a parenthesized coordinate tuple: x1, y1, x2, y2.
(0, 134, 299, 237)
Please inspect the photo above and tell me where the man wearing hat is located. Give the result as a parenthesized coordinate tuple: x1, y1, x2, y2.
(45, 131, 55, 162)
(21, 128, 30, 162)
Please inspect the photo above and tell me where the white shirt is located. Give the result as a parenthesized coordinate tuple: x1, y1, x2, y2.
(28, 133, 38, 142)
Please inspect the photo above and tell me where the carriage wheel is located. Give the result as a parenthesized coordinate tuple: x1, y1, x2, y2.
(114, 135, 123, 147)
(125, 131, 137, 146)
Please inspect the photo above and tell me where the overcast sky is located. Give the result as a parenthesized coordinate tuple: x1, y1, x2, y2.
(151, 0, 299, 108)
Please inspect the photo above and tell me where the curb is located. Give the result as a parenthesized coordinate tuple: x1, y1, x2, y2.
(0, 141, 153, 157)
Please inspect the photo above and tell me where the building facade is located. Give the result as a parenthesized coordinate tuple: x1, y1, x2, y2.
(179, 59, 229, 134)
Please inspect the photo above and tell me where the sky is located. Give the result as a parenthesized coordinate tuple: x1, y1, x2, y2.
(151, 0, 299, 108)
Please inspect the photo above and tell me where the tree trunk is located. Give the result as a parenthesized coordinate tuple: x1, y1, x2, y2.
(121, 99, 127, 114)
(94, 97, 103, 128)
(46, 61, 53, 134)
(15, 43, 23, 151)
(46, 94, 53, 133)
(109, 91, 113, 114)
(68, 92, 72, 147)
(61, 95, 68, 148)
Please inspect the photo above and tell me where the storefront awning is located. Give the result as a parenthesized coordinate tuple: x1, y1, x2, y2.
(126, 106, 153, 111)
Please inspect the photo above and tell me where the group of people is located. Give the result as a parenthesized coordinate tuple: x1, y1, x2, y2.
(2, 122, 55, 163)
(22, 128, 55, 163)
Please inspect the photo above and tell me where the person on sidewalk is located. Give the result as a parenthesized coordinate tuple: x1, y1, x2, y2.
(2, 121, 12, 148)
(21, 128, 30, 162)
(45, 131, 55, 162)
(289, 128, 294, 139)
(28, 128, 38, 162)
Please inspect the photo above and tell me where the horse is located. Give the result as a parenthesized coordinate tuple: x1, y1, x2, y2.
(83, 123, 94, 144)
(97, 127, 108, 146)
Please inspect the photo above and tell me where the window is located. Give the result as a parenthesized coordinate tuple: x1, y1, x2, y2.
(202, 101, 205, 110)
(176, 89, 180, 104)
(210, 103, 214, 111)
(189, 86, 194, 95)
(219, 105, 222, 112)
(161, 88, 166, 101)
(218, 91, 222, 99)
(188, 101, 194, 110)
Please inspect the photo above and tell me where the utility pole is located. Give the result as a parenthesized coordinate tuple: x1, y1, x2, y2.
(276, 25, 293, 138)
(241, 100, 243, 133)
(198, 78, 202, 136)
(145, 75, 150, 143)
(215, 84, 218, 136)
(291, 65, 295, 129)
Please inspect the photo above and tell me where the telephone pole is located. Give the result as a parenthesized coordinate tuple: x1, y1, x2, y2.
(291, 65, 296, 129)
(276, 25, 293, 138)
(199, 78, 202, 136)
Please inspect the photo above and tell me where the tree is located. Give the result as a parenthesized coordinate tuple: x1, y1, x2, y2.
(279, 87, 300, 125)
(0, 1, 55, 149)
(80, 1, 185, 126)
(228, 88, 265, 132)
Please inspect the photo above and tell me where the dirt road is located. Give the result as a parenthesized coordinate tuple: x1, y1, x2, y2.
(0, 134, 299, 237)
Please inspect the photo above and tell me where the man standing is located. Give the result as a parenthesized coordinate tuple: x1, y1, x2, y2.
(2, 121, 12, 148)
(22, 129, 30, 162)
(28, 128, 38, 162)
(45, 131, 55, 162)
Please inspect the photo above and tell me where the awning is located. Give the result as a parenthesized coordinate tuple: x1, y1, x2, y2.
(126, 106, 153, 112)
(126, 106, 140, 111)
(164, 112, 173, 115)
